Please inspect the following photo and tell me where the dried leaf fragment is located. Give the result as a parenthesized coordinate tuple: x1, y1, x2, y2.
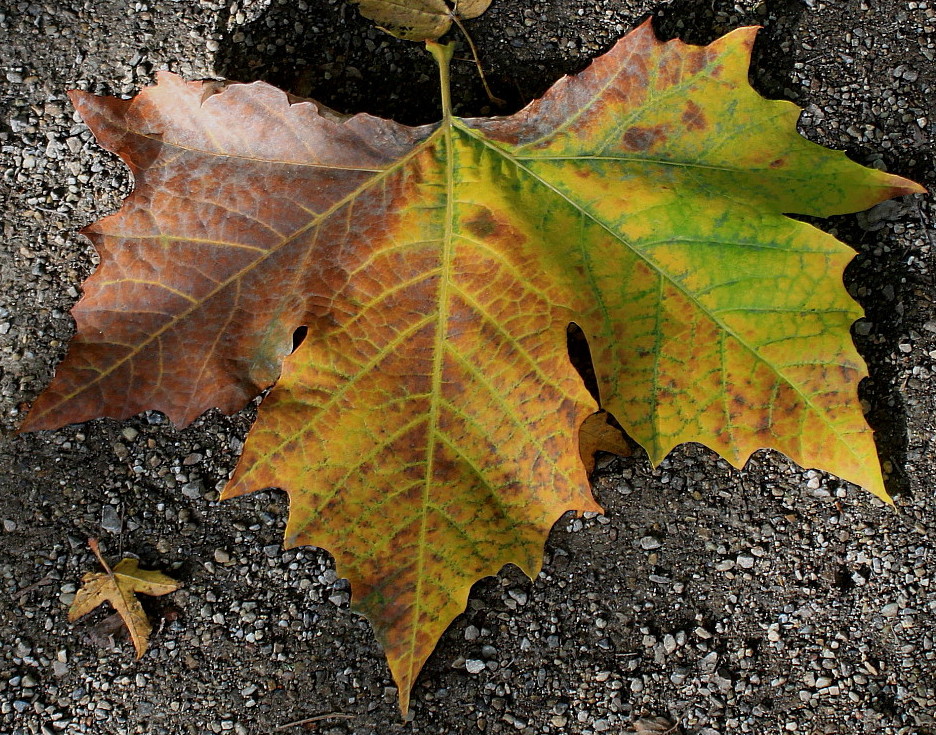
(631, 716, 681, 735)
(352, 0, 491, 40)
(68, 539, 179, 658)
(578, 410, 633, 474)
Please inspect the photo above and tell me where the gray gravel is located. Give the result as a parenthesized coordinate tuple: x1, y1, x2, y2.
(1, 1, 934, 734)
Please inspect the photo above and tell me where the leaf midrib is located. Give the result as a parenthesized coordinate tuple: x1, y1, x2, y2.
(409, 114, 456, 684)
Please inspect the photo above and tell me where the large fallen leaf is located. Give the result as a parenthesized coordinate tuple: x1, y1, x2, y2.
(23, 20, 922, 711)
(69, 539, 180, 658)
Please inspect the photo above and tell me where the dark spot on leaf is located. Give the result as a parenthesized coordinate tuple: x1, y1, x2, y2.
(756, 415, 771, 436)
(622, 125, 667, 152)
(465, 209, 502, 240)
(839, 364, 858, 382)
(682, 101, 706, 131)
(770, 158, 785, 169)
(686, 48, 712, 75)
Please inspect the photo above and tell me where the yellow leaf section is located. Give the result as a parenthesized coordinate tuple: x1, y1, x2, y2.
(69, 541, 180, 658)
(469, 21, 924, 501)
(223, 122, 600, 712)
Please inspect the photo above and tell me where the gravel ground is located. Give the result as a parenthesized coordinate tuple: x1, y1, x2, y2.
(1, 1, 934, 734)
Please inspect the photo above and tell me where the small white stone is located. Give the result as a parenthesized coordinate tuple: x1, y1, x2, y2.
(663, 634, 677, 654)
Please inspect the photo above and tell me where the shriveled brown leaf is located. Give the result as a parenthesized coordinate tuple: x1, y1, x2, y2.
(85, 611, 128, 650)
(632, 716, 681, 734)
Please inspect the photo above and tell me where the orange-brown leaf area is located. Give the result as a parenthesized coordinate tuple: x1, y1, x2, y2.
(22, 19, 922, 713)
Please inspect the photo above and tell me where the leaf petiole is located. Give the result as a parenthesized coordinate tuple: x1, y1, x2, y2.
(88, 538, 113, 575)
(449, 13, 505, 107)
(426, 40, 456, 122)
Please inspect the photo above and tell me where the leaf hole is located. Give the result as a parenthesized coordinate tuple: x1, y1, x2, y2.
(566, 322, 600, 406)
(291, 326, 308, 354)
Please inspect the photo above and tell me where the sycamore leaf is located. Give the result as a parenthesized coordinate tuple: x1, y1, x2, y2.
(352, 0, 492, 41)
(68, 539, 179, 658)
(23, 20, 922, 712)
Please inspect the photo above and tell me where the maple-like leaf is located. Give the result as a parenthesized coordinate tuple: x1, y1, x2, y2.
(23, 21, 922, 711)
(69, 539, 180, 658)
(352, 0, 492, 41)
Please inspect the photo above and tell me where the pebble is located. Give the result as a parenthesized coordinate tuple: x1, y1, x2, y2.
(328, 592, 349, 607)
(507, 588, 528, 605)
(101, 505, 122, 533)
(639, 535, 661, 550)
(182, 481, 204, 499)
(465, 659, 485, 674)
(699, 651, 719, 675)
(663, 633, 677, 654)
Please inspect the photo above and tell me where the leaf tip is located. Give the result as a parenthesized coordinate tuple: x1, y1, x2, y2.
(890, 179, 927, 198)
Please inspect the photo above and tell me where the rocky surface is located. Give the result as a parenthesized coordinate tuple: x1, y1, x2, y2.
(1, 1, 934, 734)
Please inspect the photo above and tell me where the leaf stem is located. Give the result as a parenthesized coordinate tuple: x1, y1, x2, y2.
(273, 713, 354, 731)
(426, 40, 456, 122)
(88, 538, 113, 575)
(450, 13, 505, 107)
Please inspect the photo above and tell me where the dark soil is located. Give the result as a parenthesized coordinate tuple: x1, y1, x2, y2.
(1, 1, 934, 734)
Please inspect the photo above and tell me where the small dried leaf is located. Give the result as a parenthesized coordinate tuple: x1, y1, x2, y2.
(352, 0, 492, 41)
(69, 541, 179, 658)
